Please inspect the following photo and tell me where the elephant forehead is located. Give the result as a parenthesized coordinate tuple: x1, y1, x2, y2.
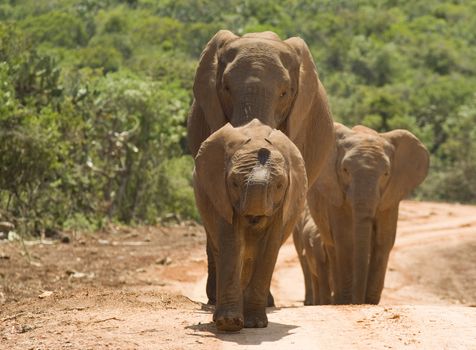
(224, 39, 297, 69)
(341, 133, 390, 152)
(230, 147, 286, 173)
(228, 37, 292, 55)
(344, 145, 391, 171)
(237, 122, 273, 138)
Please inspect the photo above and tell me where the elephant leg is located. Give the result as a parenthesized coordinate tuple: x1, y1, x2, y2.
(325, 245, 338, 304)
(303, 267, 314, 306)
(311, 273, 320, 305)
(243, 238, 281, 328)
(316, 255, 332, 305)
(214, 220, 244, 332)
(205, 236, 216, 305)
(365, 247, 391, 304)
(366, 207, 398, 304)
(333, 241, 353, 304)
(329, 209, 353, 304)
(292, 229, 313, 305)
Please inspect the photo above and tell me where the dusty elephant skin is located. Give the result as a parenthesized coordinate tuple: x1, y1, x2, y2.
(186, 30, 335, 305)
(306, 123, 430, 305)
(193, 120, 307, 331)
(293, 206, 332, 305)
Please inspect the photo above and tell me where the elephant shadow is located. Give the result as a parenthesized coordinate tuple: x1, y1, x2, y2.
(185, 306, 298, 345)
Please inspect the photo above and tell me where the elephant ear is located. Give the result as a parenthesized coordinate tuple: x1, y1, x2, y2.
(268, 129, 308, 227)
(314, 123, 349, 207)
(284, 37, 334, 186)
(380, 130, 430, 211)
(194, 123, 242, 224)
(193, 30, 238, 133)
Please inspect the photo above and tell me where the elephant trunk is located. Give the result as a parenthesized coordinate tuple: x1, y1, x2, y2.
(240, 165, 273, 218)
(232, 85, 275, 127)
(351, 179, 379, 304)
(352, 214, 373, 304)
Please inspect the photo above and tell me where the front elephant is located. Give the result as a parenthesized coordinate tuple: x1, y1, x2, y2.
(187, 30, 334, 304)
(194, 120, 307, 331)
(308, 123, 430, 304)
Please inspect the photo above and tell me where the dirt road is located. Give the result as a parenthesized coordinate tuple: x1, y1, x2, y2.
(1, 200, 476, 349)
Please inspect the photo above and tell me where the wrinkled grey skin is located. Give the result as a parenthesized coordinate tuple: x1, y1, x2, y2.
(194, 120, 307, 331)
(187, 30, 335, 306)
(307, 123, 429, 304)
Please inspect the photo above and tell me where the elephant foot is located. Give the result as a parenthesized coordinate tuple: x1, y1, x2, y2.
(244, 308, 268, 328)
(213, 307, 244, 332)
(304, 295, 313, 305)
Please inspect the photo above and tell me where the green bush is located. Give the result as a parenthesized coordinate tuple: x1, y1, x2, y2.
(20, 11, 89, 48)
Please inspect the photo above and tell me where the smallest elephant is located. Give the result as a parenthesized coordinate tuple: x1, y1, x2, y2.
(293, 206, 332, 305)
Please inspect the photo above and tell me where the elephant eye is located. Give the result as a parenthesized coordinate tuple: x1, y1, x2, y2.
(280, 91, 287, 98)
(343, 167, 349, 174)
(224, 84, 230, 92)
(384, 171, 389, 177)
(232, 181, 239, 188)
(276, 182, 283, 189)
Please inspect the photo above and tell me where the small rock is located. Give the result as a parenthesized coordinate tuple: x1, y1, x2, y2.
(30, 261, 43, 268)
(0, 221, 14, 233)
(38, 291, 53, 299)
(44, 227, 61, 239)
(71, 272, 87, 279)
(125, 232, 139, 239)
(135, 268, 146, 273)
(8, 231, 21, 241)
(11, 324, 33, 334)
(156, 257, 172, 265)
(161, 213, 181, 225)
(98, 239, 110, 245)
(66, 270, 95, 280)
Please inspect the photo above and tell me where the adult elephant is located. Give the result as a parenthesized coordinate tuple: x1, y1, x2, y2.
(187, 30, 334, 305)
(307, 123, 430, 304)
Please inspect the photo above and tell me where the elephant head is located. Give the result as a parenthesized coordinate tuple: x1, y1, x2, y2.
(194, 119, 307, 229)
(188, 30, 334, 187)
(314, 123, 430, 303)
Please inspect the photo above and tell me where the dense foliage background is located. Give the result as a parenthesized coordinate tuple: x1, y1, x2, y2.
(1, 0, 475, 234)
